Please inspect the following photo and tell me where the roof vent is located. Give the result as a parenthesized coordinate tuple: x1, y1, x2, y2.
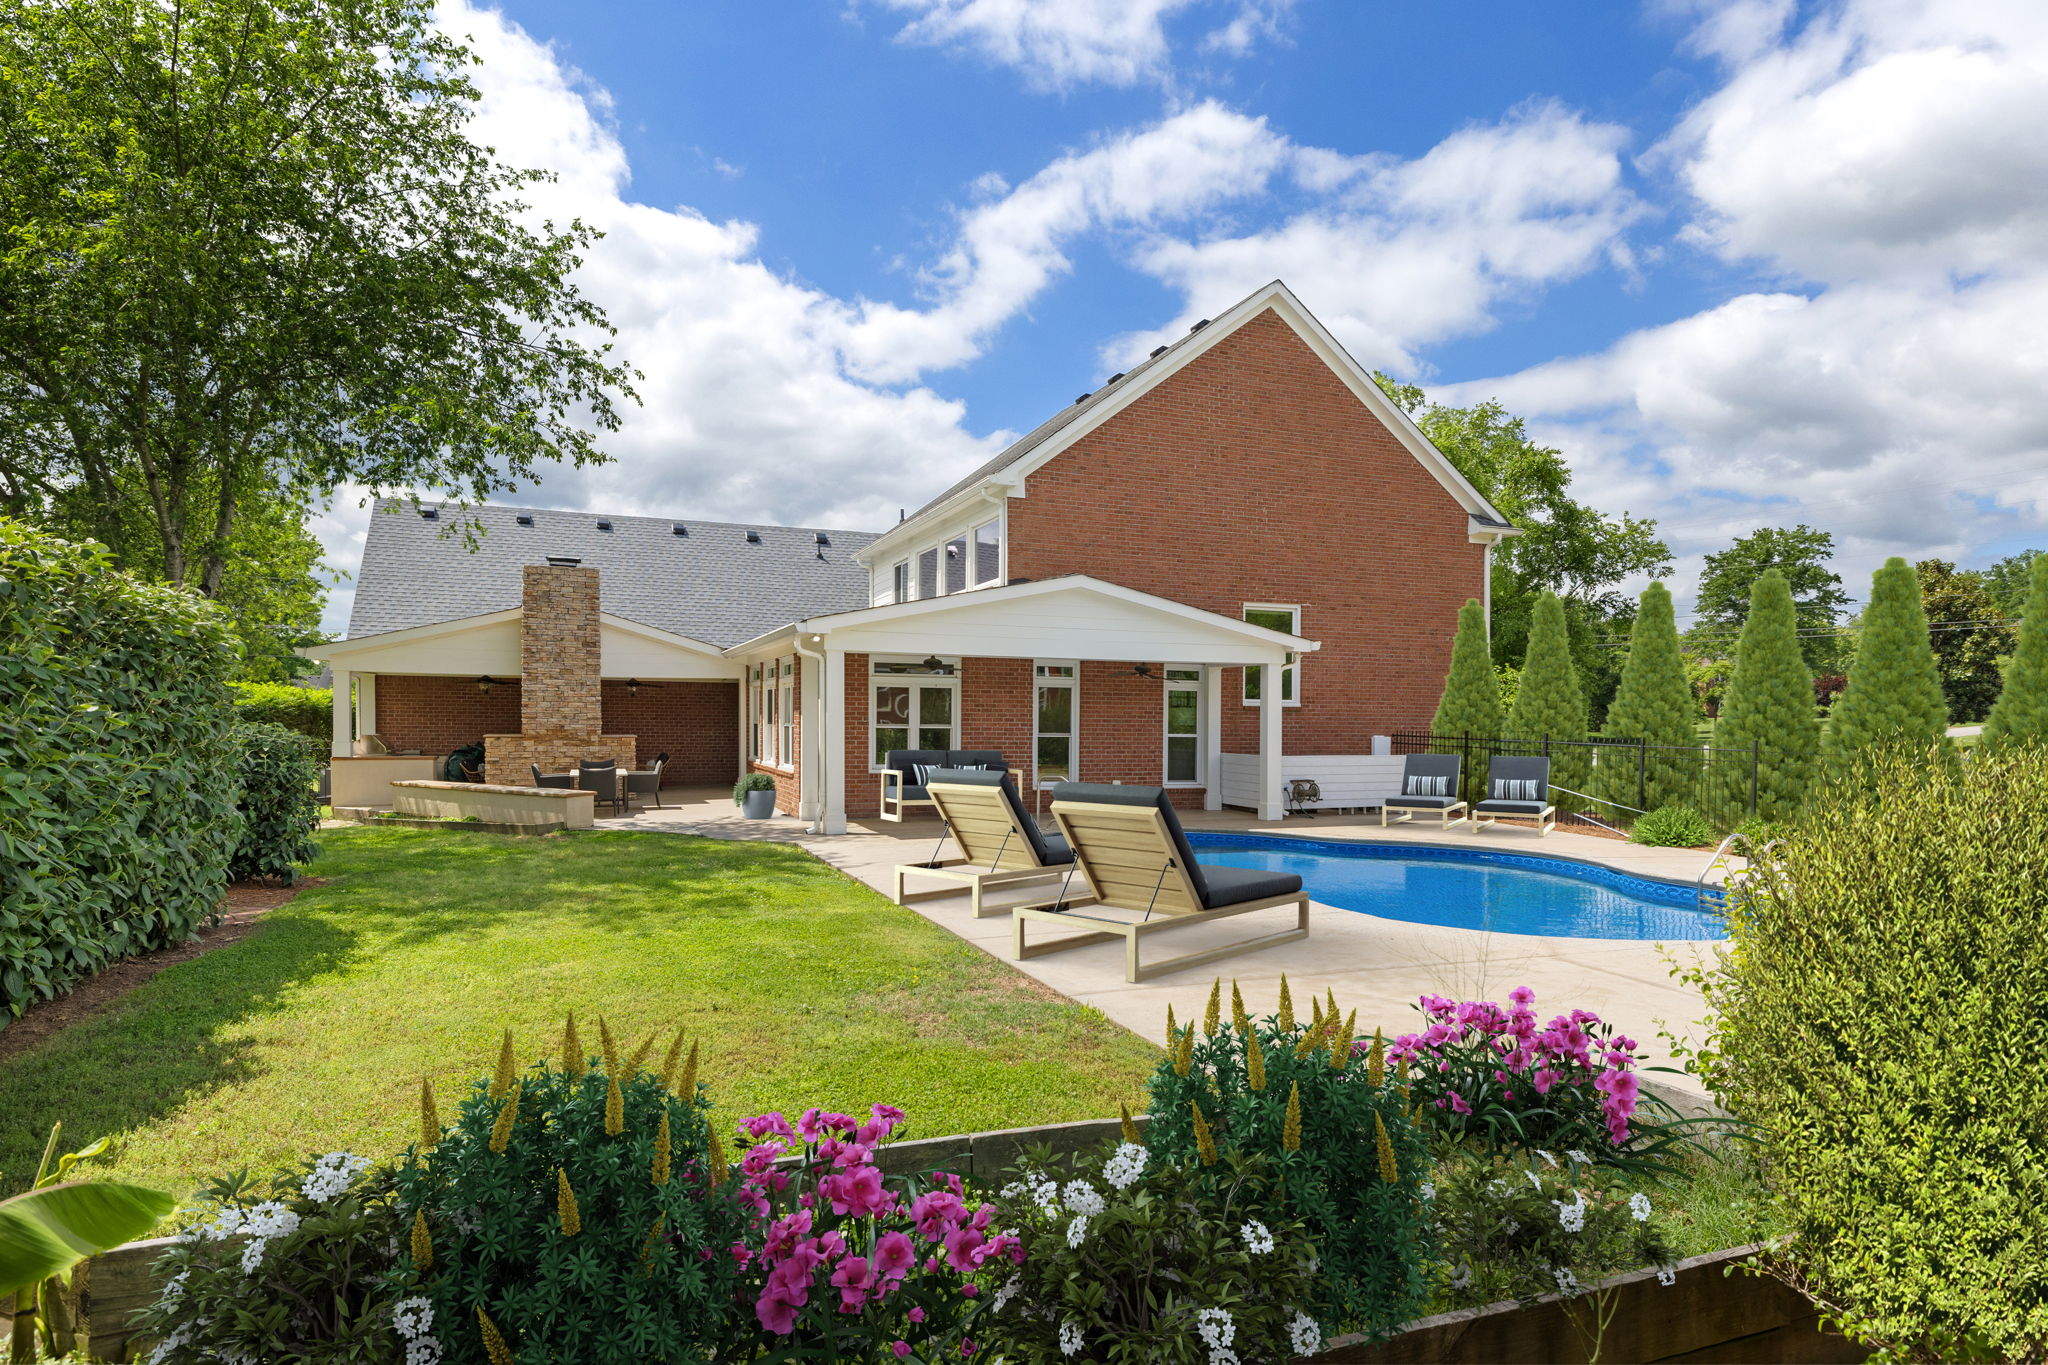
(1149, 345, 1168, 358)
(1075, 392, 1092, 404)
(671, 523, 687, 536)
(1189, 318, 1209, 333)
(745, 530, 761, 544)
(545, 554, 581, 568)
(420, 508, 439, 522)
(1106, 372, 1125, 384)
(515, 514, 534, 527)
(595, 519, 612, 532)
(814, 531, 830, 545)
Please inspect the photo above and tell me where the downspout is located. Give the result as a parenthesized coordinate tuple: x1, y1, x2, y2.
(793, 631, 829, 834)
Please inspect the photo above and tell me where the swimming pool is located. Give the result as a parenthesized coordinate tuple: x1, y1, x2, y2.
(1186, 833, 1725, 941)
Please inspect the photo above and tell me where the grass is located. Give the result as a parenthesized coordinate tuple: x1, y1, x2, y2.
(0, 827, 1159, 1199)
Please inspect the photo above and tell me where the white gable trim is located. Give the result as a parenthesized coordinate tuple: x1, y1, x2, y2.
(302, 608, 739, 680)
(303, 609, 524, 661)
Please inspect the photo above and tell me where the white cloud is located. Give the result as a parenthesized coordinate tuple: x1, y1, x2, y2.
(868, 0, 1295, 91)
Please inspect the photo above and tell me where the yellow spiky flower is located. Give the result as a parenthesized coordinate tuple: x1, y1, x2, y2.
(1282, 1082, 1302, 1151)
(1366, 1029, 1386, 1087)
(1309, 995, 1324, 1029)
(627, 1030, 656, 1077)
(1325, 988, 1339, 1024)
(1374, 1111, 1399, 1183)
(419, 1078, 440, 1150)
(557, 1167, 582, 1237)
(1165, 1002, 1177, 1044)
(599, 1016, 619, 1076)
(1245, 1034, 1266, 1091)
(605, 1074, 625, 1136)
(677, 1041, 700, 1101)
(708, 1130, 728, 1182)
(478, 1307, 514, 1365)
(489, 1029, 516, 1100)
(652, 1110, 672, 1187)
(488, 1086, 520, 1153)
(1293, 1016, 1327, 1059)
(658, 1027, 687, 1089)
(1230, 980, 1250, 1037)
(1172, 1025, 1193, 1077)
(561, 1013, 584, 1077)
(1203, 979, 1221, 1035)
(410, 1208, 433, 1271)
(1276, 975, 1295, 1032)
(1190, 1100, 1218, 1166)
(1120, 1104, 1142, 1145)
(639, 1212, 668, 1271)
(1329, 1009, 1356, 1070)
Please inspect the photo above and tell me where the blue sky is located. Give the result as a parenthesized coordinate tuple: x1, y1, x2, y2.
(316, 0, 2048, 633)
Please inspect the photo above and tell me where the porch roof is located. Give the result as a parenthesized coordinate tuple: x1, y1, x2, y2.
(302, 608, 742, 680)
(723, 574, 1320, 667)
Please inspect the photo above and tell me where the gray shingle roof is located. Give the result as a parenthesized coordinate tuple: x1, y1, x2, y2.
(347, 500, 882, 648)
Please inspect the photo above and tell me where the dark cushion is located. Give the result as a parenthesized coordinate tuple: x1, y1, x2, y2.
(886, 749, 949, 776)
(1050, 782, 1210, 904)
(1476, 799, 1551, 815)
(1385, 794, 1461, 809)
(1400, 753, 1463, 786)
(947, 750, 1005, 771)
(1198, 863, 1304, 907)
(927, 768, 1072, 866)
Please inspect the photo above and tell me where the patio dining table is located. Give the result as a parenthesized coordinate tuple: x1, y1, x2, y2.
(545, 767, 637, 814)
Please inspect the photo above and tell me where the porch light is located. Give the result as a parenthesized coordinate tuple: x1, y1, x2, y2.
(476, 676, 500, 692)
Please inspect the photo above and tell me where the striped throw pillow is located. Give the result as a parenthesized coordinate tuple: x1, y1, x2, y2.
(1403, 774, 1449, 797)
(912, 762, 940, 788)
(1491, 778, 1541, 802)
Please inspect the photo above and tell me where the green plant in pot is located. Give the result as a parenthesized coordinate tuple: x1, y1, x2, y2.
(734, 772, 779, 818)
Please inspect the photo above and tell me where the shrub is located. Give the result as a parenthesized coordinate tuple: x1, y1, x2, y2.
(1146, 980, 1432, 1339)
(227, 679, 332, 745)
(1508, 592, 1590, 814)
(993, 1138, 1323, 1363)
(228, 722, 323, 882)
(1692, 746, 2048, 1360)
(1593, 582, 1701, 812)
(1983, 552, 2048, 747)
(1708, 569, 1819, 823)
(394, 1017, 745, 1364)
(1629, 805, 1718, 848)
(0, 520, 241, 1018)
(733, 772, 777, 804)
(137, 1151, 406, 1363)
(1431, 599, 1504, 806)
(1824, 556, 1950, 764)
(727, 1104, 1015, 1361)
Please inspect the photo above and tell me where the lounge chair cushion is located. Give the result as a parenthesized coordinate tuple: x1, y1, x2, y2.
(926, 768, 1073, 867)
(1475, 799, 1551, 815)
(1052, 783, 1301, 909)
(1385, 794, 1461, 809)
(1198, 863, 1306, 907)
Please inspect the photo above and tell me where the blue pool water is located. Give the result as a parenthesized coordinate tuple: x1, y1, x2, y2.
(1186, 833, 1725, 941)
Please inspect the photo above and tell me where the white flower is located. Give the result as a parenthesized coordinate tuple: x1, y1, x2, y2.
(1286, 1309, 1322, 1357)
(1417, 1182, 1436, 1201)
(1566, 1149, 1591, 1166)
(161, 1270, 189, 1301)
(301, 1151, 372, 1204)
(1031, 1176, 1062, 1214)
(1103, 1142, 1147, 1191)
(392, 1296, 436, 1340)
(999, 1180, 1024, 1198)
(991, 1273, 1021, 1314)
(1503, 1218, 1519, 1235)
(1553, 1192, 1587, 1233)
(1211, 1350, 1241, 1365)
(239, 1238, 269, 1274)
(1062, 1180, 1105, 1217)
(1066, 1214, 1089, 1248)
(1536, 1149, 1559, 1168)
(245, 1201, 300, 1240)
(1657, 1266, 1677, 1287)
(1447, 1262, 1473, 1291)
(1552, 1266, 1582, 1296)
(405, 1339, 444, 1365)
(1196, 1306, 1236, 1350)
(1239, 1220, 1274, 1255)
(1629, 1191, 1652, 1222)
(1487, 1178, 1510, 1197)
(1524, 1170, 1543, 1190)
(1059, 1320, 1085, 1357)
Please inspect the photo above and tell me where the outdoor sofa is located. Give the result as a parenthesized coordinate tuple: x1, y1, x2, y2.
(878, 748, 1009, 822)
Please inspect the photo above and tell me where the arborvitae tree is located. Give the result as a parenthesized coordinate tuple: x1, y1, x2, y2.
(1432, 598, 1504, 804)
(1593, 581, 1700, 813)
(1709, 570, 1819, 823)
(1982, 553, 2048, 746)
(1507, 592, 1589, 813)
(1825, 557, 1950, 764)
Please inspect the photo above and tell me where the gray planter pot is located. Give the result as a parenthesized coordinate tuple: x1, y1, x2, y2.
(741, 788, 779, 819)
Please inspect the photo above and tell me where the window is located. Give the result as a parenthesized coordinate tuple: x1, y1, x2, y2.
(748, 657, 797, 768)
(1242, 605, 1300, 705)
(871, 658, 957, 768)
(1164, 666, 1202, 785)
(892, 560, 909, 604)
(777, 660, 794, 766)
(972, 518, 1001, 586)
(748, 664, 763, 759)
(944, 534, 968, 594)
(1034, 662, 1077, 787)
(917, 548, 939, 599)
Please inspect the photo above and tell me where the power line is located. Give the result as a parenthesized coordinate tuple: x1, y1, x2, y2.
(1597, 619, 2022, 648)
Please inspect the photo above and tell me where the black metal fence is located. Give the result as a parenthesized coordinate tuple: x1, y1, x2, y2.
(1388, 731, 1777, 828)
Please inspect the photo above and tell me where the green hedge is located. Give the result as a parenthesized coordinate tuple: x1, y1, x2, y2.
(0, 520, 242, 1018)
(229, 722, 323, 882)
(228, 679, 332, 746)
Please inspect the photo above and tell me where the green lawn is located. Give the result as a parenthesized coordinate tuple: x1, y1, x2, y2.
(0, 828, 1159, 1199)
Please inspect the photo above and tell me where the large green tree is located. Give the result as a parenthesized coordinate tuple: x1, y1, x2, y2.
(1507, 591, 1590, 812)
(1709, 570, 1818, 823)
(1984, 549, 2043, 619)
(1691, 525, 1849, 673)
(1432, 598, 1503, 804)
(1825, 557, 1950, 763)
(1375, 377, 1669, 716)
(1982, 554, 2048, 747)
(1915, 559, 2010, 724)
(1593, 581, 1701, 814)
(0, 0, 635, 601)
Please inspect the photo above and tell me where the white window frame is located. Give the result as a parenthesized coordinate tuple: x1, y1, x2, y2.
(868, 657, 959, 771)
(1033, 661, 1079, 789)
(747, 656, 798, 770)
(1162, 665, 1203, 787)
(1241, 604, 1301, 707)
(971, 517, 1002, 587)
(891, 560, 909, 604)
(776, 659, 794, 768)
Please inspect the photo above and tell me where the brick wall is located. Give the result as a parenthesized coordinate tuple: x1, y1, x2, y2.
(374, 675, 522, 757)
(1005, 307, 1486, 752)
(600, 680, 739, 786)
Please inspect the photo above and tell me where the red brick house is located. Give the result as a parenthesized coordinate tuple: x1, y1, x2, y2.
(307, 281, 1515, 830)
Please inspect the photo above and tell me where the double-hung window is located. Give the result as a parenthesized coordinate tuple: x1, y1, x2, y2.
(891, 561, 910, 603)
(1242, 605, 1301, 705)
(749, 657, 797, 768)
(1163, 666, 1202, 785)
(972, 518, 1001, 586)
(1034, 662, 1077, 787)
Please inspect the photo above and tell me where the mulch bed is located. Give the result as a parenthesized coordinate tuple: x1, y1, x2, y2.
(0, 879, 322, 1065)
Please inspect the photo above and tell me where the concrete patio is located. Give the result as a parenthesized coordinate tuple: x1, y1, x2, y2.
(603, 786, 1726, 1092)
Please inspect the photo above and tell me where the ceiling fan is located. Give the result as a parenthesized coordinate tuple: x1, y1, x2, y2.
(474, 675, 508, 692)
(918, 655, 956, 675)
(1112, 663, 1159, 680)
(622, 678, 666, 695)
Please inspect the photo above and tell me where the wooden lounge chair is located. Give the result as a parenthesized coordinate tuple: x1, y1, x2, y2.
(892, 769, 1073, 917)
(1471, 755, 1556, 837)
(1014, 784, 1310, 983)
(1380, 753, 1468, 829)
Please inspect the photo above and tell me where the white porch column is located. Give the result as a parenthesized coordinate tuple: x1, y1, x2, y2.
(353, 673, 377, 743)
(1201, 664, 1223, 811)
(330, 668, 353, 758)
(821, 646, 848, 835)
(796, 656, 822, 822)
(1256, 657, 1285, 821)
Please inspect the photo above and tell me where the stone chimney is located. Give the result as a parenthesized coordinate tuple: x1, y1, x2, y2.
(483, 562, 635, 785)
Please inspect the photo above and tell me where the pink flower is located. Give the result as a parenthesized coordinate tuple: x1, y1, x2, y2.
(874, 1230, 917, 1281)
(911, 1190, 966, 1241)
(892, 1344, 911, 1359)
(960, 1282, 979, 1297)
(1532, 1067, 1560, 1095)
(821, 1165, 894, 1218)
(743, 1112, 796, 1141)
(741, 1143, 784, 1177)
(1509, 985, 1535, 1008)
(909, 1306, 927, 1324)
(943, 1226, 986, 1273)
(961, 1340, 977, 1357)
(762, 1210, 814, 1260)
(872, 1102, 908, 1132)
(756, 1291, 800, 1335)
(831, 1255, 877, 1311)
(831, 1141, 875, 1171)
(798, 1108, 830, 1142)
(1447, 1091, 1471, 1116)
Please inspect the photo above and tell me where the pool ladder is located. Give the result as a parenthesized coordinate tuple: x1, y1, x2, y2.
(1695, 833, 1788, 912)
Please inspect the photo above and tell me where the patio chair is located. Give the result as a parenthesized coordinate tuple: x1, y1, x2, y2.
(878, 748, 1009, 822)
(1471, 755, 1556, 837)
(624, 753, 669, 809)
(1013, 783, 1309, 983)
(892, 769, 1074, 918)
(531, 763, 575, 791)
(1379, 753, 1468, 830)
(577, 760, 627, 817)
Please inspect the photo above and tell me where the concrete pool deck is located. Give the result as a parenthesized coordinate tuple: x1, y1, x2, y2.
(609, 790, 1728, 1094)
